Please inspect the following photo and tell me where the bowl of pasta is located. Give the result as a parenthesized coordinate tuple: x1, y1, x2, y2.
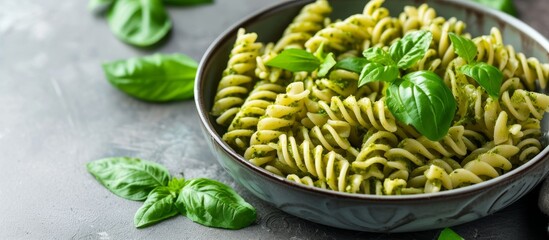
(195, 0, 549, 232)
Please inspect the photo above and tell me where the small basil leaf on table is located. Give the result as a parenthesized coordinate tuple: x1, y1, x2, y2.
(438, 227, 464, 240)
(461, 62, 503, 98)
(265, 49, 320, 72)
(134, 186, 179, 228)
(163, 0, 213, 6)
(333, 57, 369, 73)
(102, 53, 198, 102)
(359, 63, 399, 86)
(176, 178, 256, 229)
(389, 30, 433, 69)
(469, 0, 517, 16)
(86, 157, 171, 201)
(107, 0, 172, 47)
(386, 71, 456, 141)
(448, 33, 478, 63)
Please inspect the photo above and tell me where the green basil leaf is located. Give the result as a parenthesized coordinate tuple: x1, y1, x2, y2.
(438, 227, 464, 240)
(134, 186, 179, 228)
(88, 0, 114, 12)
(265, 49, 320, 72)
(461, 62, 503, 98)
(87, 157, 171, 201)
(470, 0, 517, 16)
(107, 0, 172, 47)
(102, 53, 198, 102)
(163, 0, 213, 6)
(358, 63, 399, 87)
(386, 71, 456, 141)
(448, 33, 477, 63)
(333, 57, 369, 73)
(318, 52, 336, 77)
(389, 30, 433, 69)
(363, 47, 395, 66)
(176, 178, 256, 229)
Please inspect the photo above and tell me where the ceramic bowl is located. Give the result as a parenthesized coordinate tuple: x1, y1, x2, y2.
(195, 0, 549, 232)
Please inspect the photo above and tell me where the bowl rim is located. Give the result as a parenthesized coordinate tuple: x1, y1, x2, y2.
(195, 0, 549, 201)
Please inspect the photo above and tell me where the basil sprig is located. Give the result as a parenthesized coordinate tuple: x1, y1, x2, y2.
(89, 0, 213, 47)
(448, 33, 503, 98)
(438, 227, 464, 240)
(87, 157, 256, 229)
(355, 30, 456, 141)
(102, 53, 197, 102)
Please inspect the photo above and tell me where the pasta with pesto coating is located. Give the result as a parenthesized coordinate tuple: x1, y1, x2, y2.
(213, 0, 549, 195)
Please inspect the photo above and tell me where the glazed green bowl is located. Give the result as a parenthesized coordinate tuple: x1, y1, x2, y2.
(195, 0, 549, 232)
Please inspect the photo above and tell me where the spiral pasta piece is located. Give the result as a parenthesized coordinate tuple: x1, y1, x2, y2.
(223, 81, 287, 150)
(305, 0, 388, 53)
(212, 29, 263, 125)
(244, 82, 310, 166)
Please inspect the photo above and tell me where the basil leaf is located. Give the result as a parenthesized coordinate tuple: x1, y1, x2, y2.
(358, 63, 399, 86)
(102, 53, 198, 102)
(363, 47, 395, 66)
(470, 0, 517, 16)
(163, 0, 213, 6)
(107, 0, 172, 47)
(88, 0, 114, 12)
(265, 49, 320, 72)
(176, 178, 256, 229)
(87, 157, 171, 201)
(333, 57, 369, 73)
(438, 227, 464, 240)
(448, 33, 477, 63)
(134, 186, 179, 228)
(389, 30, 433, 69)
(461, 62, 503, 98)
(386, 71, 456, 141)
(318, 52, 336, 77)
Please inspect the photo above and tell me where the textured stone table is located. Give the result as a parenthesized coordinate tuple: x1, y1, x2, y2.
(1, 0, 548, 239)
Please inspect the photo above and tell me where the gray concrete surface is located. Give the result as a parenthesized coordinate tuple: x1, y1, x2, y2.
(0, 0, 548, 239)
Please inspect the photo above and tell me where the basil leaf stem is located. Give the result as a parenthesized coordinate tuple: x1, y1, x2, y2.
(386, 71, 456, 141)
(102, 53, 198, 102)
(107, 0, 172, 47)
(87, 157, 171, 201)
(176, 178, 256, 229)
(134, 186, 179, 228)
